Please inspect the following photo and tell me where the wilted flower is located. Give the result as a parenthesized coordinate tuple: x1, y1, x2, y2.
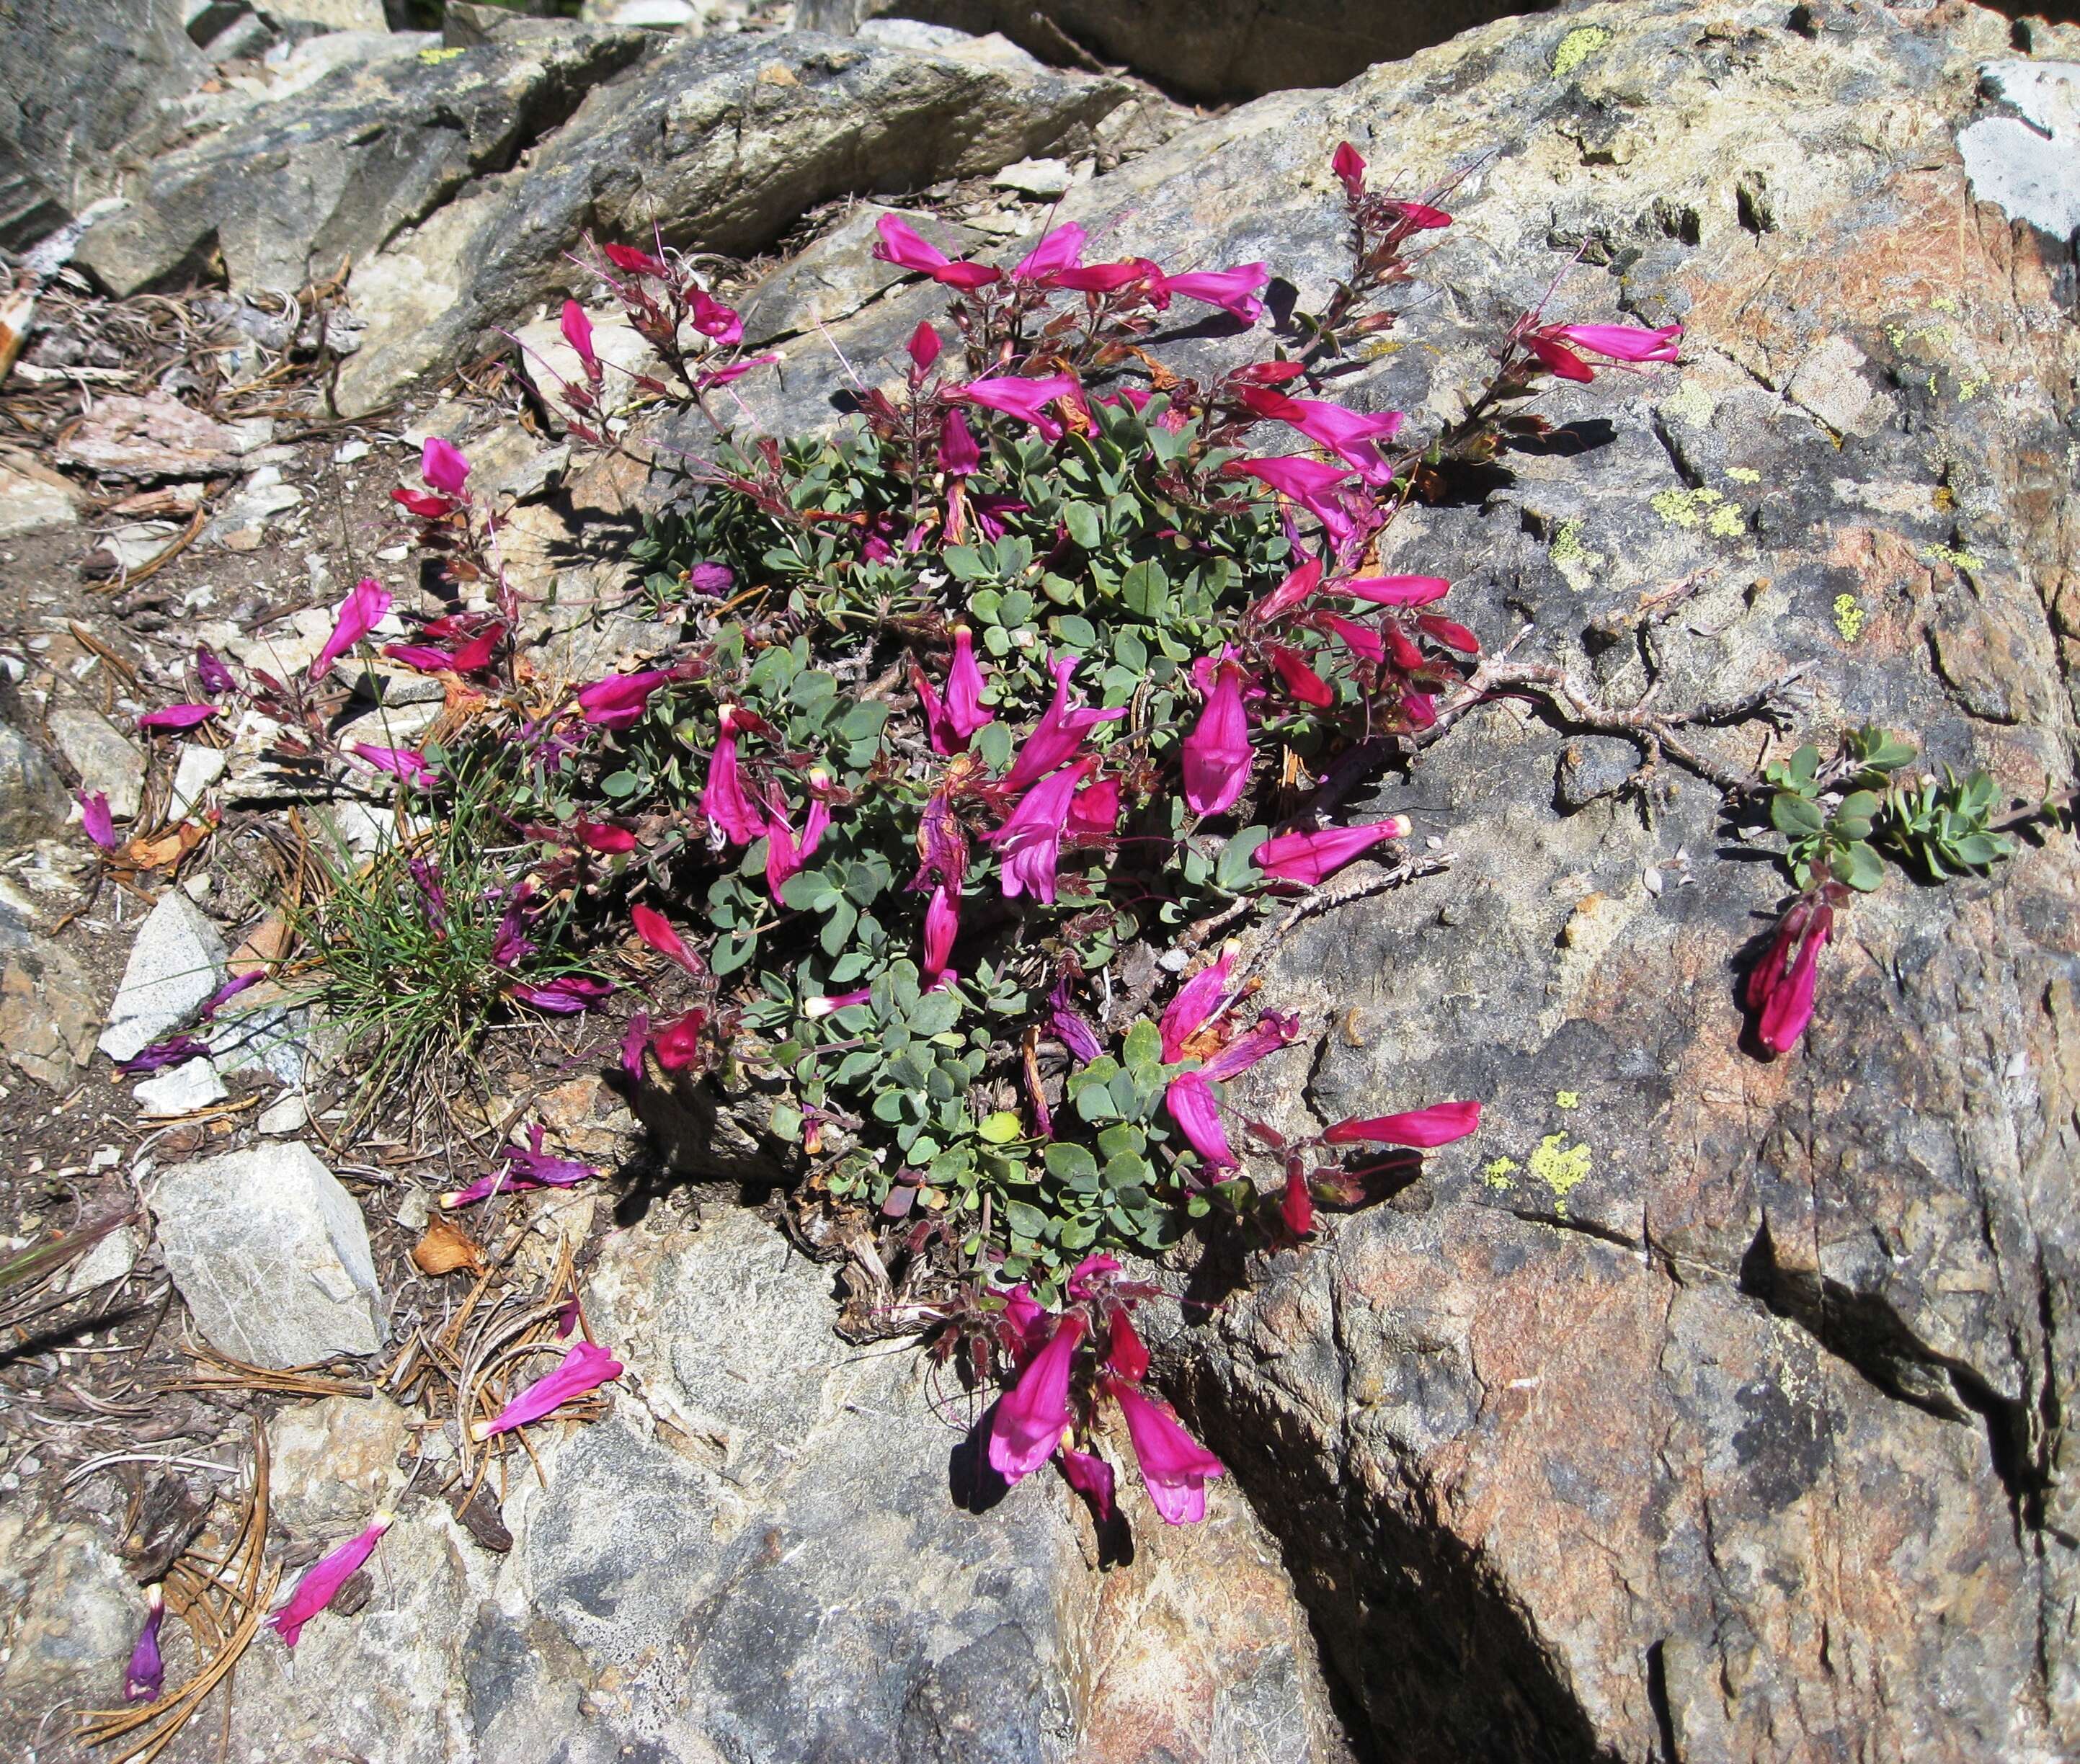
(510, 975, 613, 1014)
(470, 1340, 622, 1441)
(1746, 891, 1835, 1054)
(77, 790, 117, 850)
(688, 561, 734, 597)
(267, 1514, 393, 1649)
(443, 1124, 599, 1206)
(195, 645, 237, 697)
(620, 1012, 650, 1083)
(1281, 1164, 1314, 1237)
(136, 703, 215, 733)
(1047, 979, 1103, 1061)
(1058, 1445, 1116, 1523)
(1323, 1100, 1481, 1147)
(575, 819, 636, 855)
(124, 1584, 165, 1703)
(117, 1035, 210, 1075)
(1253, 819, 1411, 884)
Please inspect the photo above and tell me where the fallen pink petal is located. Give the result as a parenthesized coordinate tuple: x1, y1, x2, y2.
(471, 1340, 623, 1440)
(137, 703, 216, 733)
(268, 1515, 393, 1649)
(124, 1583, 165, 1703)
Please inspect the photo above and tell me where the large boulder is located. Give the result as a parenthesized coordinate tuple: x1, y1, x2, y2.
(211, 1204, 1347, 1762)
(800, 0, 1559, 102)
(0, 0, 206, 246)
(914, 1, 2076, 1758)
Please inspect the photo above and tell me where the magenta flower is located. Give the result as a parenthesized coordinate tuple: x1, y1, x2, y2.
(1248, 556, 1323, 625)
(1066, 772, 1118, 838)
(1282, 1164, 1314, 1237)
(937, 408, 981, 478)
(632, 904, 704, 976)
(118, 1034, 211, 1075)
(693, 353, 775, 392)
(1231, 454, 1359, 544)
(872, 213, 1002, 290)
(1332, 140, 1366, 200)
(1253, 819, 1410, 885)
(351, 742, 437, 788)
(689, 288, 743, 346)
(576, 668, 669, 730)
(988, 760, 1090, 904)
(689, 561, 734, 597)
(653, 1006, 709, 1072)
(943, 627, 992, 742)
(77, 790, 118, 851)
(200, 969, 265, 1018)
(1240, 388, 1403, 481)
(443, 1125, 599, 1206)
(1181, 659, 1251, 816)
(1319, 611, 1385, 664)
(1059, 1445, 1116, 1522)
(560, 299, 600, 382)
(1011, 221, 1086, 282)
(392, 486, 453, 518)
(1198, 1009, 1299, 1082)
(576, 819, 636, 854)
(1105, 1309, 1150, 1382)
(1268, 644, 1333, 708)
(1165, 1069, 1232, 1168)
(1111, 1384, 1225, 1523)
(804, 986, 874, 1018)
(907, 321, 942, 374)
(124, 1583, 165, 1703)
(267, 1514, 393, 1649)
(1746, 893, 1834, 1054)
(490, 886, 535, 968)
(987, 1311, 1085, 1482)
(1049, 258, 1160, 295)
(604, 241, 669, 277)
(137, 703, 216, 733)
(510, 976, 613, 1014)
(308, 577, 391, 682)
(951, 373, 1088, 442)
(1323, 1100, 1481, 1147)
(762, 793, 828, 902)
(195, 645, 237, 697)
(1549, 322, 1681, 363)
(422, 436, 470, 497)
(1155, 262, 1269, 325)
(1342, 574, 1449, 607)
(620, 1012, 649, 1083)
(471, 1340, 622, 1442)
(923, 882, 959, 979)
(1000, 657, 1124, 795)
(702, 709, 764, 845)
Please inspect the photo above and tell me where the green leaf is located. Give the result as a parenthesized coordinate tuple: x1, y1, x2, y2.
(1003, 1200, 1050, 1241)
(1121, 558, 1171, 620)
(712, 930, 757, 976)
(820, 896, 858, 957)
(1044, 1142, 1101, 1190)
(1215, 825, 1270, 891)
(1772, 793, 1826, 837)
(769, 1102, 804, 1141)
(907, 989, 961, 1036)
(1122, 1019, 1163, 1072)
(979, 1110, 1022, 1144)
(1837, 840, 1884, 891)
(943, 545, 987, 582)
(1065, 502, 1103, 548)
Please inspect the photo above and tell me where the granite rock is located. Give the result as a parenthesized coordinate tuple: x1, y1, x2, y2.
(97, 889, 227, 1064)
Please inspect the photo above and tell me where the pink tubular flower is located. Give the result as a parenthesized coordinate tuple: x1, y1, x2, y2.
(872, 213, 1001, 290)
(762, 793, 827, 902)
(652, 1007, 709, 1072)
(702, 708, 764, 845)
(1111, 1383, 1225, 1524)
(937, 408, 981, 478)
(693, 353, 774, 392)
(1332, 140, 1366, 200)
(1067, 772, 1119, 838)
(1323, 1100, 1482, 1147)
(943, 627, 991, 742)
(988, 760, 1090, 904)
(689, 288, 743, 346)
(78, 790, 118, 850)
(632, 904, 703, 976)
(351, 743, 437, 788)
(1746, 894, 1834, 1054)
(137, 703, 216, 733)
(604, 240, 669, 277)
(561, 300, 600, 381)
(1048, 257, 1160, 295)
(422, 436, 470, 498)
(1160, 948, 1233, 1062)
(1342, 574, 1449, 607)
(1239, 388, 1404, 482)
(510, 975, 613, 1014)
(1000, 656, 1125, 795)
(987, 1311, 1085, 1483)
(1156, 262, 1269, 325)
(1254, 819, 1410, 885)
(1248, 556, 1323, 625)
(1181, 659, 1251, 816)
(576, 819, 636, 854)
(1196, 1010, 1299, 1082)
(1059, 1445, 1117, 1523)
(1230, 453, 1359, 544)
(125, 1584, 165, 1703)
(267, 1515, 393, 1649)
(1550, 322, 1682, 364)
(1319, 611, 1385, 664)
(1106, 1309, 1150, 1383)
(1165, 1077, 1233, 1166)
(923, 881, 959, 979)
(471, 1340, 623, 1442)
(951, 373, 1088, 442)
(803, 986, 873, 1018)
(1011, 221, 1087, 281)
(1268, 644, 1334, 708)
(907, 321, 942, 374)
(1281, 1165, 1315, 1237)
(577, 668, 669, 730)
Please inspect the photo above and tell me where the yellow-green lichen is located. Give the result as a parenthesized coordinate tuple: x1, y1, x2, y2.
(1555, 1090, 1581, 1110)
(1662, 380, 1716, 428)
(1725, 466, 1761, 484)
(1955, 371, 1988, 401)
(419, 45, 466, 63)
(1550, 519, 1604, 593)
(1552, 25, 1610, 78)
(1529, 1133, 1593, 1214)
(1833, 593, 1866, 643)
(1922, 543, 1982, 572)
(1705, 503, 1746, 538)
(1650, 486, 1723, 529)
(1483, 1157, 1519, 1190)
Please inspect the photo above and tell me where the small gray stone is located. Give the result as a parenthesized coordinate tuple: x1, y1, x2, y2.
(1960, 62, 2080, 240)
(0, 458, 80, 537)
(168, 742, 228, 821)
(257, 1092, 310, 1135)
(1, 930, 100, 1090)
(63, 1224, 141, 1294)
(0, 719, 66, 850)
(149, 1143, 386, 1368)
(991, 155, 1073, 198)
(47, 704, 146, 823)
(0, 1518, 136, 1714)
(98, 890, 227, 1064)
(134, 1054, 228, 1116)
